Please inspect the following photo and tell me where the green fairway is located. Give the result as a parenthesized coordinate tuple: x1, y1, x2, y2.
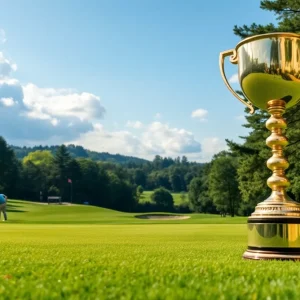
(1, 201, 300, 299)
(6, 200, 245, 224)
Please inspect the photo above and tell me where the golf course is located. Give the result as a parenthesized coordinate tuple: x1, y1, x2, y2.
(0, 200, 298, 300)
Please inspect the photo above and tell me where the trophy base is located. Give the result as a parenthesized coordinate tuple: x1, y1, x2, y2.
(243, 218, 300, 260)
(243, 247, 300, 260)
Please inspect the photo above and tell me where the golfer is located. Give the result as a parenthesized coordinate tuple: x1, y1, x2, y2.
(0, 194, 7, 221)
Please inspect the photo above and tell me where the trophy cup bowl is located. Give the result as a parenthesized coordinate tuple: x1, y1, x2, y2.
(220, 32, 300, 260)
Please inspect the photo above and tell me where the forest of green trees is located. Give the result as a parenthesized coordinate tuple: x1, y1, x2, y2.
(0, 136, 204, 213)
(1, 0, 300, 216)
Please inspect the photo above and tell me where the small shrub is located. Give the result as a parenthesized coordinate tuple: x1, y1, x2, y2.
(151, 187, 174, 211)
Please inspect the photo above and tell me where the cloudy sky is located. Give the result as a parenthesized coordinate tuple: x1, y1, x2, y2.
(0, 0, 276, 162)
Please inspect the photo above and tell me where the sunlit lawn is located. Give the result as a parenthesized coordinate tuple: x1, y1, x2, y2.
(1, 201, 299, 299)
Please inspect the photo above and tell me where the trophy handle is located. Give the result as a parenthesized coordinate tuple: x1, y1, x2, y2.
(219, 49, 255, 114)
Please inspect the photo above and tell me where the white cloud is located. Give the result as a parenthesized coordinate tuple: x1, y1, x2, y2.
(0, 52, 17, 78)
(72, 121, 202, 160)
(0, 78, 20, 85)
(26, 110, 51, 120)
(0, 51, 103, 144)
(23, 83, 105, 121)
(0, 29, 6, 44)
(51, 118, 59, 126)
(229, 73, 239, 84)
(71, 123, 143, 155)
(126, 120, 143, 129)
(142, 122, 200, 154)
(191, 108, 208, 121)
(0, 97, 15, 107)
(200, 137, 227, 162)
(0, 78, 24, 107)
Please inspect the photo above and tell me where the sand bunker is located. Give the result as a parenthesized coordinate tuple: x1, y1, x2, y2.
(135, 214, 190, 220)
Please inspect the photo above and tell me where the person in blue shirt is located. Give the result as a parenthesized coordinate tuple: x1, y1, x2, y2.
(0, 194, 7, 221)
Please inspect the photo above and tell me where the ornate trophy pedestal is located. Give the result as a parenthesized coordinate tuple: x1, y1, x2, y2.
(243, 100, 300, 260)
(243, 218, 300, 260)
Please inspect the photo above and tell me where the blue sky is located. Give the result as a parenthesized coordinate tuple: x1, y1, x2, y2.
(0, 0, 276, 161)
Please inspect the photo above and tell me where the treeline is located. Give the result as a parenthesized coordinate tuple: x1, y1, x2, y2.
(1, 138, 136, 211)
(0, 136, 206, 212)
(12, 144, 205, 192)
(12, 144, 148, 165)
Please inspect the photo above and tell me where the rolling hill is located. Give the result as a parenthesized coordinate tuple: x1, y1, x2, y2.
(11, 144, 149, 165)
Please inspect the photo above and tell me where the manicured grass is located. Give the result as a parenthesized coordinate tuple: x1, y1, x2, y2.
(139, 191, 188, 206)
(6, 200, 245, 224)
(1, 200, 300, 299)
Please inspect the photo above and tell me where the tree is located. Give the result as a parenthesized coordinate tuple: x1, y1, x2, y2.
(137, 185, 144, 197)
(188, 177, 203, 212)
(181, 156, 188, 165)
(188, 164, 215, 213)
(147, 171, 171, 190)
(48, 185, 60, 196)
(22, 150, 55, 201)
(108, 172, 137, 212)
(169, 167, 183, 192)
(23, 150, 53, 168)
(0, 136, 21, 198)
(151, 187, 174, 211)
(67, 159, 82, 203)
(136, 185, 144, 203)
(133, 169, 146, 187)
(234, 0, 300, 38)
(53, 145, 72, 201)
(153, 155, 163, 170)
(208, 154, 241, 217)
(184, 171, 197, 188)
(76, 159, 110, 206)
(22, 160, 46, 201)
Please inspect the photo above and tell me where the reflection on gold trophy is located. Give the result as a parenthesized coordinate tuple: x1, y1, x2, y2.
(220, 33, 300, 260)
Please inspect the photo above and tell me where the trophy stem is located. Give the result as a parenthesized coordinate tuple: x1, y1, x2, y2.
(259, 100, 291, 207)
(266, 99, 290, 201)
(243, 99, 300, 260)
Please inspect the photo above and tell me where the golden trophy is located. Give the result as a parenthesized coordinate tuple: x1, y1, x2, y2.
(220, 32, 300, 260)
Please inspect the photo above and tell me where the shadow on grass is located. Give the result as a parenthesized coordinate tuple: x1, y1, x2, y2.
(6, 205, 26, 213)
(6, 208, 26, 213)
(6, 209, 26, 212)
(7, 204, 23, 208)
